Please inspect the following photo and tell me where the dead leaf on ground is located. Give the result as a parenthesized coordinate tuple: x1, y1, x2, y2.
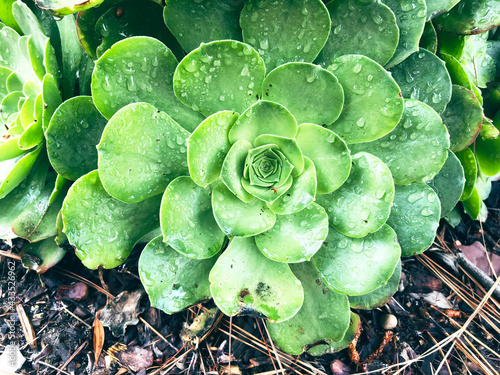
(16, 304, 37, 348)
(94, 316, 105, 363)
(116, 346, 153, 372)
(100, 290, 144, 337)
(409, 291, 453, 309)
(459, 241, 500, 276)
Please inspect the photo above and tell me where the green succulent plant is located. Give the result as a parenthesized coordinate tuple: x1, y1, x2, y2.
(1, 0, 500, 356)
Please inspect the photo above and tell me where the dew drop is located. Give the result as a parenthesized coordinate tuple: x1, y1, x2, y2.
(420, 207, 434, 216)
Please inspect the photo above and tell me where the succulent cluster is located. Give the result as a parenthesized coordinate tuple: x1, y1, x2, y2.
(1, 0, 500, 355)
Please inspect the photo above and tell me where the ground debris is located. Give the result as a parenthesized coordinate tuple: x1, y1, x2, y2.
(57, 282, 89, 301)
(409, 291, 454, 309)
(115, 345, 153, 372)
(100, 290, 144, 337)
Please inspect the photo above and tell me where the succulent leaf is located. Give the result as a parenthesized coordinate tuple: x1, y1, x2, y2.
(318, 0, 399, 67)
(228, 100, 297, 145)
(212, 182, 276, 238)
(139, 236, 217, 314)
(440, 84, 483, 152)
(55, 14, 81, 99)
(92, 36, 204, 131)
(295, 123, 350, 194)
(55, 210, 68, 246)
(46, 96, 107, 181)
(0, 143, 42, 199)
(1, 91, 24, 122)
(327, 54, 404, 144)
(268, 156, 317, 215)
(11, 171, 55, 240)
(0, 66, 11, 97)
(427, 151, 465, 217)
(254, 202, 328, 263)
(12, 1, 59, 81)
(475, 135, 500, 176)
(0, 153, 48, 239)
(240, 0, 331, 72)
(349, 260, 401, 310)
(62, 170, 162, 269)
(388, 48, 452, 114)
(386, 183, 441, 257)
(462, 186, 482, 220)
(316, 152, 394, 238)
(41, 73, 62, 131)
(350, 99, 450, 185)
(307, 312, 360, 356)
(262, 62, 344, 125)
(425, 0, 460, 21)
(163, 0, 244, 53)
(160, 176, 225, 259)
(0, 137, 25, 161)
(0, 27, 38, 83)
(220, 140, 255, 203)
(382, 0, 427, 68)
(266, 261, 350, 355)
(241, 173, 293, 204)
(98, 102, 190, 203)
(460, 33, 496, 88)
(419, 22, 437, 55)
(0, 0, 22, 33)
(20, 176, 69, 243)
(433, 0, 500, 35)
(174, 40, 265, 117)
(439, 52, 473, 89)
(455, 148, 477, 200)
(20, 236, 66, 273)
(188, 111, 239, 188)
(313, 224, 401, 296)
(209, 236, 304, 323)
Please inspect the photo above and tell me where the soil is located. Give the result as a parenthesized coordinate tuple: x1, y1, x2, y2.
(1, 181, 499, 375)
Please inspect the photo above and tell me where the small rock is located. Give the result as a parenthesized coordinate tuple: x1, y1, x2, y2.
(57, 282, 88, 301)
(379, 314, 398, 330)
(331, 359, 351, 374)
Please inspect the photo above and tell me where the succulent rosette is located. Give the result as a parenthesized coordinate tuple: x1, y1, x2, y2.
(66, 31, 444, 354)
(2, 0, 500, 356)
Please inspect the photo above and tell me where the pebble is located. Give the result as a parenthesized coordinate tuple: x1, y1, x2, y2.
(380, 313, 398, 330)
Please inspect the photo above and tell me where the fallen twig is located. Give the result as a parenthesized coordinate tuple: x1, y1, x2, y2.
(456, 253, 500, 301)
